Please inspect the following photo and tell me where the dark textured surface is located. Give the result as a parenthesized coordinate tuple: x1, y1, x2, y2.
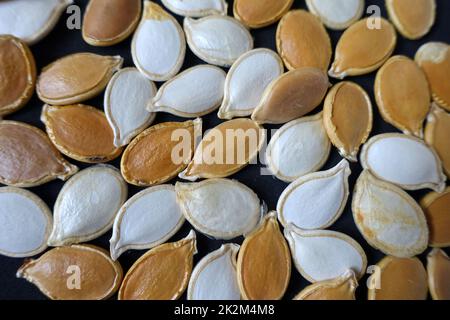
(0, 0, 449, 300)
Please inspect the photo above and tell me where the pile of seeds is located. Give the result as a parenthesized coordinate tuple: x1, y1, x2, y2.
(0, 0, 449, 301)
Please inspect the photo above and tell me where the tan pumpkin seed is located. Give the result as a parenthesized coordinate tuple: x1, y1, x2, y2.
(82, 0, 141, 46)
(427, 249, 450, 300)
(276, 10, 332, 71)
(121, 119, 201, 186)
(0, 121, 78, 187)
(234, 0, 293, 29)
(17, 245, 123, 300)
(294, 270, 358, 300)
(180, 119, 265, 181)
(386, 0, 436, 40)
(425, 105, 450, 177)
(237, 212, 291, 300)
(251, 68, 329, 124)
(368, 256, 428, 300)
(37, 53, 123, 105)
(415, 42, 450, 111)
(323, 81, 373, 161)
(0, 36, 36, 117)
(420, 187, 450, 248)
(329, 18, 397, 79)
(118, 231, 197, 300)
(41, 104, 122, 163)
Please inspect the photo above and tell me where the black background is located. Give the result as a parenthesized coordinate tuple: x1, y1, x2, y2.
(0, 0, 449, 300)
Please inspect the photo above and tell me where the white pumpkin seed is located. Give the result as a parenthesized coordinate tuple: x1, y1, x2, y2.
(277, 160, 351, 230)
(104, 67, 157, 148)
(305, 0, 364, 30)
(148, 65, 226, 118)
(175, 179, 262, 240)
(285, 225, 367, 283)
(218, 48, 284, 120)
(162, 0, 228, 17)
(360, 133, 446, 192)
(187, 244, 241, 300)
(0, 187, 52, 258)
(48, 165, 127, 247)
(0, 0, 73, 45)
(266, 113, 331, 182)
(184, 15, 253, 67)
(352, 171, 429, 258)
(110, 185, 185, 261)
(132, 1, 186, 81)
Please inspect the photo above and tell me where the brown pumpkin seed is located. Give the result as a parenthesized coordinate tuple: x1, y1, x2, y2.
(121, 119, 201, 186)
(420, 187, 450, 248)
(0, 121, 78, 187)
(427, 249, 450, 300)
(237, 212, 291, 300)
(368, 256, 428, 300)
(118, 231, 197, 300)
(82, 0, 141, 46)
(251, 68, 329, 124)
(425, 105, 450, 177)
(276, 9, 332, 71)
(41, 104, 122, 163)
(375, 55, 431, 137)
(234, 0, 293, 29)
(37, 53, 123, 105)
(0, 35, 36, 117)
(16, 245, 123, 300)
(329, 18, 397, 79)
(323, 81, 373, 161)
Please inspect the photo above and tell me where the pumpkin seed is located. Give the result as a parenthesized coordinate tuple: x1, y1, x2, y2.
(386, 0, 436, 40)
(425, 105, 450, 177)
(218, 48, 284, 120)
(0, 121, 78, 187)
(104, 67, 157, 148)
(41, 104, 123, 163)
(132, 1, 186, 82)
(415, 42, 450, 111)
(329, 18, 397, 79)
(233, 0, 293, 29)
(427, 249, 450, 300)
(180, 118, 264, 181)
(375, 56, 431, 137)
(360, 133, 446, 192)
(0, 36, 36, 117)
(420, 187, 450, 248)
(276, 10, 332, 71)
(0, 0, 72, 45)
(17, 245, 123, 300)
(162, 0, 228, 17)
(188, 244, 241, 300)
(251, 68, 329, 124)
(305, 0, 364, 30)
(82, 0, 141, 46)
(37, 53, 123, 105)
(175, 179, 262, 240)
(368, 256, 428, 300)
(148, 65, 226, 118)
(184, 15, 253, 67)
(48, 165, 127, 247)
(352, 171, 429, 258)
(0, 187, 51, 258)
(285, 225, 367, 283)
(237, 212, 291, 300)
(323, 81, 373, 162)
(110, 185, 185, 261)
(118, 230, 197, 300)
(294, 270, 358, 300)
(277, 160, 351, 230)
(121, 119, 201, 187)
(266, 113, 331, 182)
